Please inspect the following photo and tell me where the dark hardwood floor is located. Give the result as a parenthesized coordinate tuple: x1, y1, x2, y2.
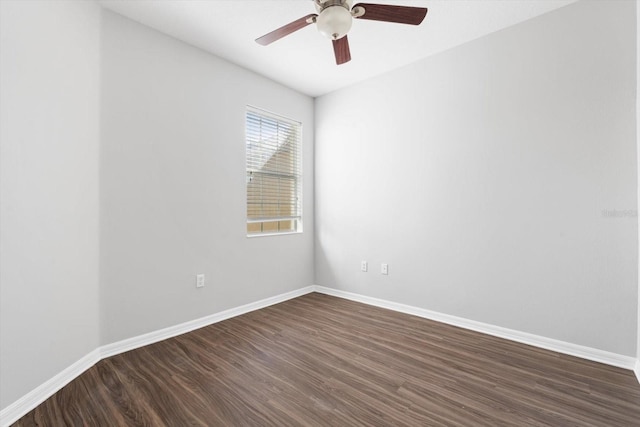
(13, 292, 640, 426)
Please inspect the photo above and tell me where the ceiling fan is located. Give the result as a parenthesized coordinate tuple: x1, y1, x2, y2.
(256, 0, 428, 65)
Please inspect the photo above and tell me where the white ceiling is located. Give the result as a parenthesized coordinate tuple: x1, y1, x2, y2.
(98, 0, 577, 97)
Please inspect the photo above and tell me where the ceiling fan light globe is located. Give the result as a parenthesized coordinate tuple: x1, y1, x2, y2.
(316, 5, 352, 40)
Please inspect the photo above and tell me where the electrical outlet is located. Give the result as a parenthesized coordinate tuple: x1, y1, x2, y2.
(196, 274, 205, 288)
(381, 263, 388, 275)
(361, 261, 368, 272)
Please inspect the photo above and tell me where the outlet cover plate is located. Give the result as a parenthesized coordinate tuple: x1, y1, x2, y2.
(196, 274, 205, 288)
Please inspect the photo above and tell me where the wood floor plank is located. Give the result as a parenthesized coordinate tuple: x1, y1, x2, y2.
(12, 293, 640, 426)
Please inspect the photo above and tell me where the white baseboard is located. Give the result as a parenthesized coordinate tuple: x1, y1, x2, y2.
(0, 349, 100, 427)
(0, 285, 315, 427)
(2, 284, 636, 426)
(314, 286, 637, 370)
(101, 286, 315, 358)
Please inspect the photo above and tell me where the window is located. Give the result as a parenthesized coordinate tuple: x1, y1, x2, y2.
(246, 107, 302, 235)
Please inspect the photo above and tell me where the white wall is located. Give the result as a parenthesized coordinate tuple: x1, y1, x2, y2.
(0, 0, 101, 410)
(315, 0, 637, 356)
(99, 11, 315, 344)
(0, 3, 314, 413)
(1, 0, 636, 416)
(637, 0, 640, 379)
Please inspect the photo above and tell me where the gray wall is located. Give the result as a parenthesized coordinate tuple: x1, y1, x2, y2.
(315, 0, 638, 356)
(0, 0, 101, 409)
(99, 11, 315, 344)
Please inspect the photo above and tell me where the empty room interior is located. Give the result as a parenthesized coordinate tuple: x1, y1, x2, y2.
(2, 0, 640, 425)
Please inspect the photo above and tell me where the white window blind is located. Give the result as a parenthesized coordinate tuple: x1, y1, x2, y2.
(246, 107, 302, 235)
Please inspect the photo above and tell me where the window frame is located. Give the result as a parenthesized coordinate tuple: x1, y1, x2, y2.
(245, 106, 303, 237)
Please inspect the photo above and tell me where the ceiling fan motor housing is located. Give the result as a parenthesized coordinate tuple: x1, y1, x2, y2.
(316, 0, 353, 40)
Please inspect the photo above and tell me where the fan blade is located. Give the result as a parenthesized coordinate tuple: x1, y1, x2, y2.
(256, 14, 318, 45)
(332, 36, 351, 65)
(353, 3, 427, 25)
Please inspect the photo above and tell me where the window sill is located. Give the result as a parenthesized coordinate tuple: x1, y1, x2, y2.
(247, 231, 302, 238)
